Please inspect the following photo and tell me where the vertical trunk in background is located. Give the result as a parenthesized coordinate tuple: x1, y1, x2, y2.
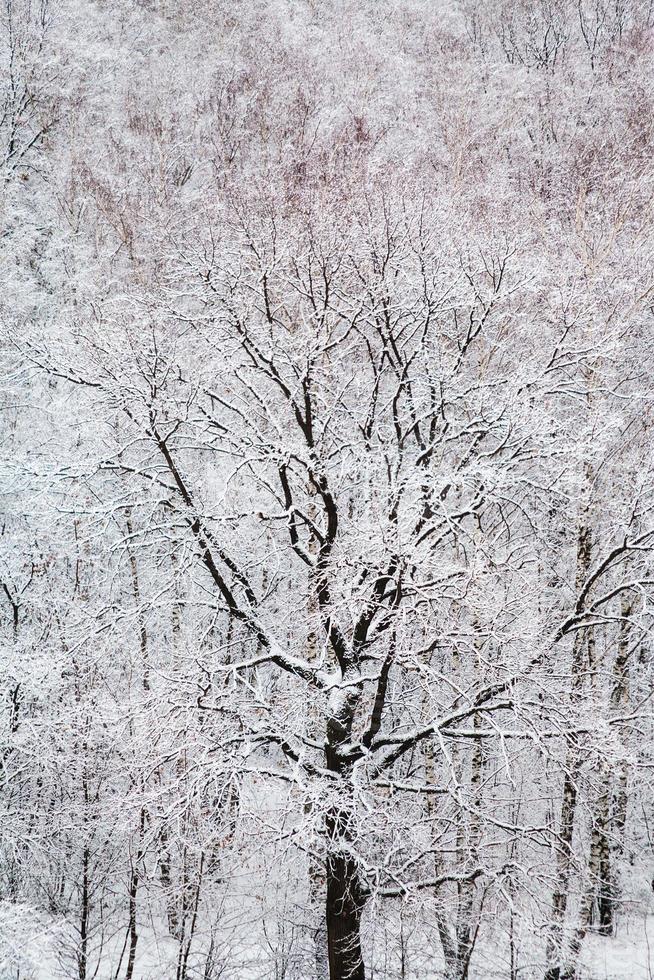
(176, 852, 205, 980)
(602, 598, 633, 932)
(544, 519, 593, 980)
(1, 581, 21, 901)
(424, 693, 483, 980)
(564, 802, 606, 979)
(1, 583, 20, 781)
(160, 535, 184, 939)
(125, 808, 145, 980)
(79, 843, 89, 980)
(126, 511, 150, 691)
(453, 619, 486, 980)
(159, 824, 182, 939)
(124, 515, 150, 975)
(424, 739, 459, 978)
(454, 711, 483, 980)
(561, 828, 606, 980)
(73, 518, 92, 980)
(568, 596, 634, 972)
(594, 781, 613, 936)
(544, 763, 579, 980)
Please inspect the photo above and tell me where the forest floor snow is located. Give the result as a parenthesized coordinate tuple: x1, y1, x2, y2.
(3, 904, 654, 979)
(579, 914, 654, 979)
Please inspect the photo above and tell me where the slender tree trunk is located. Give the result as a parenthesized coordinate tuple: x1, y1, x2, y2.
(545, 521, 593, 980)
(561, 817, 604, 980)
(594, 778, 614, 937)
(454, 713, 483, 980)
(424, 736, 460, 980)
(545, 765, 579, 980)
(430, 628, 483, 980)
(597, 599, 633, 935)
(125, 864, 139, 980)
(159, 822, 182, 939)
(125, 807, 145, 980)
(125, 511, 150, 691)
(161, 538, 184, 939)
(565, 596, 635, 977)
(79, 844, 90, 980)
(177, 853, 204, 980)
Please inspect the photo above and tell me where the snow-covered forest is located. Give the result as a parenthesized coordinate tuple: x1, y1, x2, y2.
(2, 1, 654, 977)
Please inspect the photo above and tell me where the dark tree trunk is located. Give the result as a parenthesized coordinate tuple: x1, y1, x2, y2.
(125, 807, 145, 980)
(595, 598, 634, 937)
(125, 866, 139, 980)
(596, 792, 614, 937)
(545, 765, 578, 977)
(325, 841, 366, 980)
(79, 845, 90, 980)
(324, 713, 367, 979)
(545, 519, 593, 980)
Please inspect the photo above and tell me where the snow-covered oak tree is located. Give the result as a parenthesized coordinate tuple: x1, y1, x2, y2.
(3, 1, 654, 979)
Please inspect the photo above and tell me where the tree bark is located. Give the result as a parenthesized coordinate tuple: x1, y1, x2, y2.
(545, 520, 593, 980)
(325, 839, 366, 980)
(125, 807, 145, 980)
(325, 698, 367, 980)
(598, 598, 633, 935)
(79, 844, 89, 980)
